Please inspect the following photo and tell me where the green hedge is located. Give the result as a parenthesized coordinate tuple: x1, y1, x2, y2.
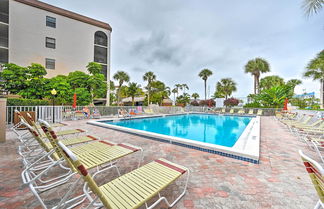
(7, 98, 50, 106)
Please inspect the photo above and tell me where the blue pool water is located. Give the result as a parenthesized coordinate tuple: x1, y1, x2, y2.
(103, 114, 252, 147)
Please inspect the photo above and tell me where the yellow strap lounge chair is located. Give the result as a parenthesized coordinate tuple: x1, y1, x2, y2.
(23, 111, 86, 138)
(237, 109, 245, 115)
(229, 109, 235, 114)
(58, 140, 190, 209)
(256, 109, 263, 116)
(220, 108, 226, 114)
(22, 120, 143, 209)
(248, 109, 254, 115)
(299, 150, 324, 209)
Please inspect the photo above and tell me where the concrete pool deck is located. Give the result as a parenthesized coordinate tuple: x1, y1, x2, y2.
(0, 116, 319, 208)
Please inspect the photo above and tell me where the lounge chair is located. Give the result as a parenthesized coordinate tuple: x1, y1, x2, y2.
(118, 108, 132, 118)
(237, 109, 245, 115)
(144, 108, 154, 114)
(282, 115, 312, 126)
(256, 109, 263, 116)
(247, 109, 254, 115)
(229, 109, 235, 114)
(22, 120, 143, 208)
(299, 150, 324, 209)
(91, 108, 101, 119)
(58, 141, 189, 209)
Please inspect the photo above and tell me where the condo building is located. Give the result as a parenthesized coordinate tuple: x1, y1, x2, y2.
(0, 0, 112, 80)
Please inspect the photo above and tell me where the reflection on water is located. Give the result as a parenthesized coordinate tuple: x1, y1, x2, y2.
(107, 114, 252, 147)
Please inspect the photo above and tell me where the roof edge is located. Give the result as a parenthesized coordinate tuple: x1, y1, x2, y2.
(14, 0, 112, 31)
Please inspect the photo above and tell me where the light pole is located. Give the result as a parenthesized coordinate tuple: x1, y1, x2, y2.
(51, 89, 57, 123)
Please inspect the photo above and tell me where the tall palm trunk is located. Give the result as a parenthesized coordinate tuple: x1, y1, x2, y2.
(204, 79, 207, 100)
(321, 79, 324, 109)
(256, 75, 260, 94)
(253, 76, 257, 94)
(132, 96, 135, 106)
(173, 93, 176, 105)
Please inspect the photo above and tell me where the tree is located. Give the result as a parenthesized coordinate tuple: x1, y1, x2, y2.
(0, 63, 28, 94)
(224, 98, 240, 107)
(198, 69, 213, 100)
(113, 71, 130, 105)
(45, 75, 73, 105)
(259, 75, 285, 90)
(181, 84, 189, 94)
(87, 62, 103, 75)
(150, 81, 170, 105)
(244, 58, 270, 94)
(143, 71, 156, 105)
(87, 73, 106, 104)
(192, 93, 199, 100)
(286, 79, 302, 93)
(304, 50, 324, 108)
(68, 71, 90, 89)
(127, 82, 141, 106)
(74, 88, 91, 106)
(176, 93, 190, 106)
(303, 0, 324, 17)
(215, 78, 237, 99)
(175, 84, 182, 97)
(171, 88, 178, 105)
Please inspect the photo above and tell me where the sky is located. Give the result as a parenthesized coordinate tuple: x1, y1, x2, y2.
(43, 0, 324, 98)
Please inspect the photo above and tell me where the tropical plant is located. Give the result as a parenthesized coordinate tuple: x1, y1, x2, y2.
(113, 71, 130, 105)
(67, 71, 90, 89)
(255, 85, 293, 108)
(304, 50, 324, 108)
(176, 93, 190, 106)
(259, 75, 285, 90)
(45, 75, 73, 105)
(224, 98, 240, 107)
(175, 84, 182, 97)
(143, 71, 156, 105)
(302, 0, 324, 17)
(126, 82, 141, 106)
(192, 93, 199, 100)
(149, 81, 170, 105)
(244, 58, 270, 94)
(215, 78, 237, 99)
(198, 69, 213, 100)
(74, 87, 92, 106)
(87, 74, 106, 104)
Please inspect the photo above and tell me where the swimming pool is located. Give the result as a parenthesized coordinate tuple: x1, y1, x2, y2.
(88, 113, 260, 163)
(105, 114, 251, 147)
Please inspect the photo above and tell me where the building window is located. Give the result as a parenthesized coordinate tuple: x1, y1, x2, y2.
(46, 16, 56, 28)
(94, 46, 107, 63)
(94, 31, 108, 46)
(45, 58, 55, 69)
(46, 37, 55, 49)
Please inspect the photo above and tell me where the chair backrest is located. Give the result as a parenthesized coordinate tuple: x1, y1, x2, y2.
(257, 109, 263, 115)
(248, 109, 254, 114)
(230, 109, 234, 113)
(299, 150, 324, 203)
(38, 119, 64, 159)
(311, 120, 323, 128)
(25, 112, 44, 136)
(57, 141, 112, 208)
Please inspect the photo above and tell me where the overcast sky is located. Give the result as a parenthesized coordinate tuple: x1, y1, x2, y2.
(43, 0, 323, 98)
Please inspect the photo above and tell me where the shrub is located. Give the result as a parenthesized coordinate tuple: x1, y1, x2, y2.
(7, 98, 50, 106)
(199, 99, 215, 107)
(243, 102, 262, 108)
(190, 100, 199, 106)
(224, 98, 239, 107)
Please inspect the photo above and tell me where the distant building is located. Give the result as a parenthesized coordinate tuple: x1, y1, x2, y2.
(294, 92, 315, 99)
(0, 0, 112, 103)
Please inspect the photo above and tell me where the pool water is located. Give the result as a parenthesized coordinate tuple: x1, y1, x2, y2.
(104, 114, 252, 147)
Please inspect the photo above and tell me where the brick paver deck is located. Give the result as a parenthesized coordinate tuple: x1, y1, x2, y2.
(0, 116, 319, 208)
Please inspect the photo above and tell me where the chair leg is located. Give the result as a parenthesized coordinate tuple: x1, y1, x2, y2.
(314, 200, 322, 209)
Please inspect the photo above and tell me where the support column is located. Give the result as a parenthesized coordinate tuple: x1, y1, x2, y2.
(0, 98, 7, 143)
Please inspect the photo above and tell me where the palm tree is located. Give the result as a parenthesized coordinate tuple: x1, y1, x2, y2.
(198, 69, 213, 100)
(192, 93, 199, 100)
(143, 71, 156, 105)
(127, 82, 141, 106)
(259, 75, 285, 90)
(286, 79, 302, 93)
(113, 71, 130, 105)
(302, 0, 324, 17)
(181, 84, 189, 94)
(304, 50, 324, 108)
(216, 78, 237, 99)
(244, 58, 270, 94)
(172, 88, 178, 105)
(175, 84, 182, 97)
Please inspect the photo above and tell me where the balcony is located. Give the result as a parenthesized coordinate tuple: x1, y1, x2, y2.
(0, 24, 8, 48)
(0, 0, 9, 24)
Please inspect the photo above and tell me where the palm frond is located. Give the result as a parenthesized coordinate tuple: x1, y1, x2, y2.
(302, 0, 324, 17)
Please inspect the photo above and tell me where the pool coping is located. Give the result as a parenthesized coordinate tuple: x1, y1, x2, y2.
(87, 113, 260, 164)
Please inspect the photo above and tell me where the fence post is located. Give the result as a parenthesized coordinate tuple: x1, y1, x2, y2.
(0, 98, 7, 143)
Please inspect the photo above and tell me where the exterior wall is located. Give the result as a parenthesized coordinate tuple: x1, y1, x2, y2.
(8, 0, 110, 78)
